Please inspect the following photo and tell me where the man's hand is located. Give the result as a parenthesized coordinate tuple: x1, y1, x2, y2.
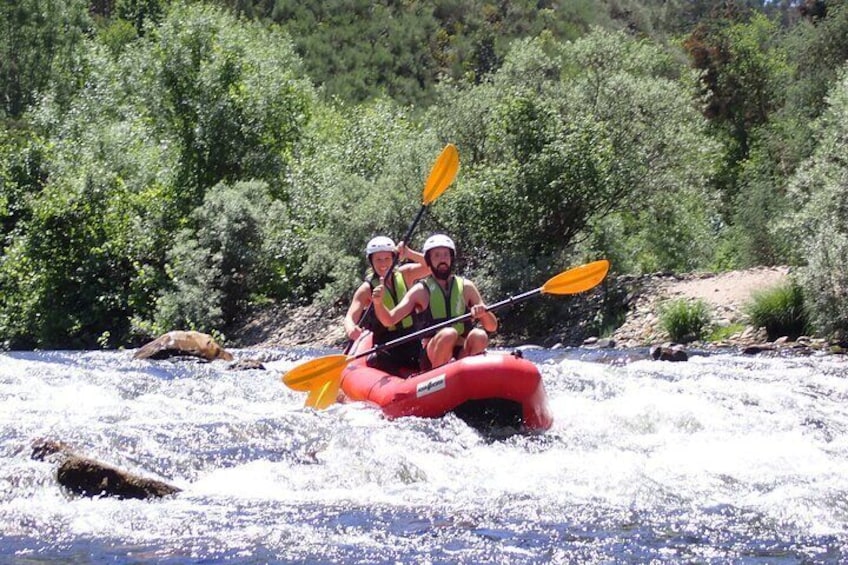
(470, 304, 489, 320)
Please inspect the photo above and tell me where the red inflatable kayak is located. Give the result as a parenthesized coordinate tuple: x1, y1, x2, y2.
(340, 334, 553, 432)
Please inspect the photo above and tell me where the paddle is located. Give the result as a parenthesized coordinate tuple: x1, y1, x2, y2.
(344, 143, 460, 354)
(284, 259, 611, 408)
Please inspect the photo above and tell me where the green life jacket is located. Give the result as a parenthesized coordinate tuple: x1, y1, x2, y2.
(423, 275, 470, 337)
(367, 270, 413, 332)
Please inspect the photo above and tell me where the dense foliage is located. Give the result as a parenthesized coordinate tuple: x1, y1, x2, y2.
(2, 0, 848, 348)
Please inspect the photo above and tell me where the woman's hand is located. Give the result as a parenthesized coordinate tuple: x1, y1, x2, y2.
(372, 279, 385, 302)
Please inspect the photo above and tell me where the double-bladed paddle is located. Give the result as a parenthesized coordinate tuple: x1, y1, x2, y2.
(284, 259, 611, 409)
(344, 143, 460, 354)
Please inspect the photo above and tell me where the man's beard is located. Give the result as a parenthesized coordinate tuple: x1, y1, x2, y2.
(433, 262, 452, 280)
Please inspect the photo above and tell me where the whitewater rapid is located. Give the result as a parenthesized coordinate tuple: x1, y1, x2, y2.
(1, 348, 846, 563)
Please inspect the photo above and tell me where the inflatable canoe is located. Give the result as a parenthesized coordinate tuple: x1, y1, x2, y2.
(340, 334, 553, 433)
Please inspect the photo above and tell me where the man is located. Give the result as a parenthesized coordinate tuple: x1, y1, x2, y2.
(343, 236, 429, 373)
(372, 233, 497, 369)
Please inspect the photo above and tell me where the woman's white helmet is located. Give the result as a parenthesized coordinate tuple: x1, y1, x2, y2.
(365, 236, 396, 258)
(422, 234, 455, 254)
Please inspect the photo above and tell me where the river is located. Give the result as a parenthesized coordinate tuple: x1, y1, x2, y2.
(1, 347, 847, 563)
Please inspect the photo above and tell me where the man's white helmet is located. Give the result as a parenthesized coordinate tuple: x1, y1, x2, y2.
(422, 234, 456, 254)
(365, 236, 396, 258)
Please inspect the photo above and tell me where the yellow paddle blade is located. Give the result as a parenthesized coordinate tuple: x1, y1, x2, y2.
(281, 354, 349, 391)
(305, 375, 342, 410)
(422, 144, 459, 205)
(542, 259, 610, 296)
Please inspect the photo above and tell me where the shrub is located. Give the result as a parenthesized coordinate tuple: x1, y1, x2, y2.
(149, 180, 289, 336)
(744, 281, 807, 341)
(659, 298, 711, 343)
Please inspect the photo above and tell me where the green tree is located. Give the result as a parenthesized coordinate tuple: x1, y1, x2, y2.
(716, 5, 848, 268)
(0, 129, 48, 246)
(784, 66, 848, 338)
(139, 2, 314, 208)
(115, 0, 168, 35)
(0, 0, 92, 118)
(429, 31, 720, 281)
(785, 0, 848, 121)
(0, 3, 316, 348)
(253, 0, 633, 106)
(684, 11, 792, 215)
(286, 98, 444, 305)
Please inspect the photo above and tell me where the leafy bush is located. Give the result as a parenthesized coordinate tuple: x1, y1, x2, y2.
(288, 99, 444, 306)
(149, 180, 290, 336)
(659, 299, 711, 343)
(744, 281, 807, 341)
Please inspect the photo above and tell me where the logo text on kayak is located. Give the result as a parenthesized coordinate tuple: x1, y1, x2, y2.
(417, 374, 446, 397)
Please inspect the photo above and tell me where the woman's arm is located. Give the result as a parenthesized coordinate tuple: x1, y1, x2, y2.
(343, 282, 371, 340)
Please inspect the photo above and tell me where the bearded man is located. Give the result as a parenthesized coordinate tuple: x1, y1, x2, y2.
(372, 234, 497, 370)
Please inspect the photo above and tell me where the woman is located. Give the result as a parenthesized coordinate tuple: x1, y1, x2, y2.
(343, 236, 430, 373)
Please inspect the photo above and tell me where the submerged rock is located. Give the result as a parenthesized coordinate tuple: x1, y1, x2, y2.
(31, 439, 181, 500)
(228, 358, 266, 371)
(650, 343, 688, 362)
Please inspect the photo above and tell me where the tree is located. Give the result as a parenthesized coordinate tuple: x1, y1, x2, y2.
(684, 11, 792, 215)
(428, 31, 720, 282)
(784, 66, 848, 337)
(140, 3, 314, 207)
(152, 181, 289, 334)
(0, 3, 317, 348)
(285, 98, 444, 305)
(0, 0, 92, 118)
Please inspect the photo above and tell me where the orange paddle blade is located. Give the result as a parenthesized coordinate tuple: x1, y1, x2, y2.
(305, 375, 342, 409)
(422, 144, 459, 205)
(282, 354, 349, 391)
(542, 260, 610, 296)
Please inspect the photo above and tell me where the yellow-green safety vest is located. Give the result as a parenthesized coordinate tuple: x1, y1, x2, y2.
(423, 275, 469, 337)
(369, 271, 414, 331)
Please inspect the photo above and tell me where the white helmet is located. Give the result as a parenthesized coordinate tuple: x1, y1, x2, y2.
(422, 234, 456, 254)
(365, 236, 396, 258)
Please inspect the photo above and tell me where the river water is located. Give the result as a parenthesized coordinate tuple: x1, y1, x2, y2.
(1, 347, 847, 564)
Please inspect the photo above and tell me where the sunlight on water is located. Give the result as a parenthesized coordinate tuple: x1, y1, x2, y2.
(1, 348, 847, 563)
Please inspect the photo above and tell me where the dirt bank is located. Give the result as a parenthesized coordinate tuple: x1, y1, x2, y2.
(610, 266, 791, 347)
(230, 267, 794, 350)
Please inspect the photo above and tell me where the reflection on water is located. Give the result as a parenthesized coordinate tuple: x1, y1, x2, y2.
(1, 348, 847, 563)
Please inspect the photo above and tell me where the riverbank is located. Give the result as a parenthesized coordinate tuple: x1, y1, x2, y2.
(608, 265, 791, 348)
(230, 265, 839, 355)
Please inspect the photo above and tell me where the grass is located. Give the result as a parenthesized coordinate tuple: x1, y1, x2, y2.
(744, 282, 808, 341)
(707, 322, 746, 342)
(658, 298, 711, 343)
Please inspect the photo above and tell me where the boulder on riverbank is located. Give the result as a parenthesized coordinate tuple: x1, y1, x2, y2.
(133, 330, 233, 362)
